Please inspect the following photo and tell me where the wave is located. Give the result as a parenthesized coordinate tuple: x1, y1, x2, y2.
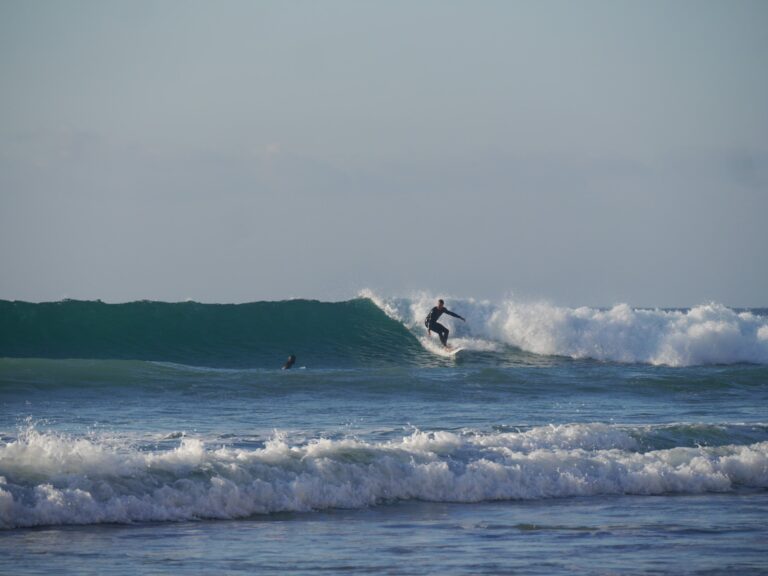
(2, 296, 767, 367)
(0, 298, 423, 368)
(2, 423, 767, 528)
(366, 292, 768, 367)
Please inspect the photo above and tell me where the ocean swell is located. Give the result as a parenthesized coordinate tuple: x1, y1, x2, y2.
(0, 298, 421, 368)
(2, 296, 767, 367)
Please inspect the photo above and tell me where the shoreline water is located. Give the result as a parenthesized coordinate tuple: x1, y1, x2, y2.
(3, 493, 767, 575)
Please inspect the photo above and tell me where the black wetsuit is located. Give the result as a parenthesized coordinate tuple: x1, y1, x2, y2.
(425, 306, 463, 346)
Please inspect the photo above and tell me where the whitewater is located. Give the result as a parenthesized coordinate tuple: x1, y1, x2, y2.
(3, 424, 767, 529)
(2, 294, 767, 575)
(364, 291, 768, 367)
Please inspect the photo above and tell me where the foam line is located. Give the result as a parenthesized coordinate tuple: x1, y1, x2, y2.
(2, 425, 767, 528)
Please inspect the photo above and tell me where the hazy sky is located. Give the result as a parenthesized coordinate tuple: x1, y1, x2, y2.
(1, 0, 767, 306)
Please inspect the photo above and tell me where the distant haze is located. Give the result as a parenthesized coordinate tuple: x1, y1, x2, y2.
(1, 0, 766, 307)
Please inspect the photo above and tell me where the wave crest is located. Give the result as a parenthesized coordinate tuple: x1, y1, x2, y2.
(2, 424, 767, 528)
(367, 292, 768, 366)
(3, 296, 766, 367)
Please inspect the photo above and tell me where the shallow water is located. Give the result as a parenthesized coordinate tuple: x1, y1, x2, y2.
(3, 494, 767, 575)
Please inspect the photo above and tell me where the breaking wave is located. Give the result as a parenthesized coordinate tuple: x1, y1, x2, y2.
(2, 423, 767, 528)
(2, 295, 767, 367)
(366, 291, 768, 367)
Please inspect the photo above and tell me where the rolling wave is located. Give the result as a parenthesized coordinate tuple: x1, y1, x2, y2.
(0, 298, 421, 368)
(2, 423, 767, 528)
(366, 292, 768, 367)
(2, 296, 767, 367)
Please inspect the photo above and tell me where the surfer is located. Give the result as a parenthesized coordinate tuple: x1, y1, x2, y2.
(425, 299, 465, 348)
(282, 355, 296, 370)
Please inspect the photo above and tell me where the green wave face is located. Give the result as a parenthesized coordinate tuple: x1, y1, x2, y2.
(0, 299, 423, 368)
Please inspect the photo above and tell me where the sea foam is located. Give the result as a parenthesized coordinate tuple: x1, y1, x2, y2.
(2, 425, 767, 528)
(365, 291, 768, 366)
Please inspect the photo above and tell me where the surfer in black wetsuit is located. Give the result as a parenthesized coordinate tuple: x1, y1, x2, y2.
(425, 299, 465, 348)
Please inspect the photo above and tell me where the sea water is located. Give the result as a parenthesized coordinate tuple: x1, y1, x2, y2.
(1, 295, 767, 574)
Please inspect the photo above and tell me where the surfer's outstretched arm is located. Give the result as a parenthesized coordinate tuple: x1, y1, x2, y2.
(444, 309, 465, 321)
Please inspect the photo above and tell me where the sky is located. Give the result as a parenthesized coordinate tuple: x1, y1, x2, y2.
(1, 0, 767, 307)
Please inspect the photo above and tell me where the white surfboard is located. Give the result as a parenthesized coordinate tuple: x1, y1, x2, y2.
(420, 336, 465, 357)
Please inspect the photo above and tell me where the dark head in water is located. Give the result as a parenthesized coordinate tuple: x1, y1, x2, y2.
(283, 355, 296, 369)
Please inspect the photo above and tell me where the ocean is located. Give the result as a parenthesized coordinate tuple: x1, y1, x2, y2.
(1, 294, 767, 575)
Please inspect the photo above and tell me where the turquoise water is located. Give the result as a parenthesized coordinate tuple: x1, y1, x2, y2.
(1, 297, 767, 574)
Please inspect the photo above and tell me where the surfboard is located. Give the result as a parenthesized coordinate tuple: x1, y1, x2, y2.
(419, 336, 465, 357)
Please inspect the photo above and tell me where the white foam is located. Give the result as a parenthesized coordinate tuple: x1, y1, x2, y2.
(364, 291, 768, 366)
(364, 290, 500, 355)
(2, 425, 767, 528)
(417, 336, 495, 357)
